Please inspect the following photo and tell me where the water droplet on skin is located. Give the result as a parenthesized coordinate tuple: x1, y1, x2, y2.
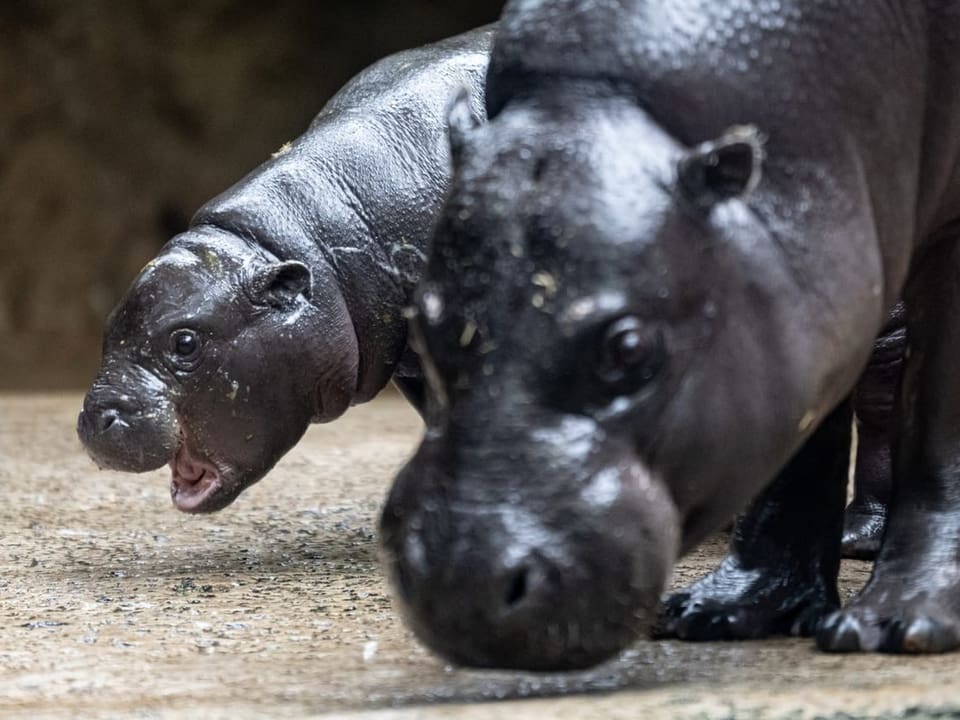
(422, 291, 443, 323)
(581, 468, 622, 507)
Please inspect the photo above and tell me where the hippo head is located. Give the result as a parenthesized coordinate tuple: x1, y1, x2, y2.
(79, 226, 357, 512)
(380, 90, 844, 670)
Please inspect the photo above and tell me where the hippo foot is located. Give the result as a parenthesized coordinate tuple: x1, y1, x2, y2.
(654, 554, 838, 641)
(817, 604, 960, 653)
(840, 507, 885, 560)
(817, 576, 960, 653)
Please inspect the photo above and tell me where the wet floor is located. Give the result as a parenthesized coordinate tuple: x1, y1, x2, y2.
(1, 393, 959, 719)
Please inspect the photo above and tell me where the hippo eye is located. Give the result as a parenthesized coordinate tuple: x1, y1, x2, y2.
(168, 329, 202, 366)
(596, 316, 664, 389)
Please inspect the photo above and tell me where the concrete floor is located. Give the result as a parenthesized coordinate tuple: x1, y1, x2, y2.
(2, 393, 960, 719)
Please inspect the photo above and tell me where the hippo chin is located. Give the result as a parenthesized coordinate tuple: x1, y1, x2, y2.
(381, 0, 960, 670)
(79, 27, 493, 512)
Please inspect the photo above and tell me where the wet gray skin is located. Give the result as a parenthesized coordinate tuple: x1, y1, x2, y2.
(78, 27, 493, 512)
(381, 0, 960, 671)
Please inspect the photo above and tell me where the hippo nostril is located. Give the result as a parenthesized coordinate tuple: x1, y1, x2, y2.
(503, 566, 529, 608)
(98, 408, 123, 434)
(82, 406, 128, 436)
(100, 409, 120, 432)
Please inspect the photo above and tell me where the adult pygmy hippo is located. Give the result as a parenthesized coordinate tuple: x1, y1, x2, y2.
(380, 0, 960, 670)
(78, 27, 492, 512)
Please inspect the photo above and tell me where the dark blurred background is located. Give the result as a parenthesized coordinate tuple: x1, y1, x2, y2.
(0, 0, 504, 390)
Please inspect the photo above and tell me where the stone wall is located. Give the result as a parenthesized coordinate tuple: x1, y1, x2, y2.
(0, 0, 503, 389)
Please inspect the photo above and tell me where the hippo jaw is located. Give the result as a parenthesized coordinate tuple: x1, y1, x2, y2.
(80, 364, 315, 515)
(165, 408, 304, 514)
(169, 439, 227, 513)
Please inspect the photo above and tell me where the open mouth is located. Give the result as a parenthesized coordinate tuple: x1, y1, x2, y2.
(169, 443, 223, 513)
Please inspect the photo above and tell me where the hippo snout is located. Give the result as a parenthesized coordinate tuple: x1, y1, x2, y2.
(380, 455, 681, 671)
(78, 377, 177, 473)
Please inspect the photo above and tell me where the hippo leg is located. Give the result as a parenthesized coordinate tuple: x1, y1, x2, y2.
(655, 399, 850, 641)
(818, 251, 960, 654)
(842, 302, 906, 560)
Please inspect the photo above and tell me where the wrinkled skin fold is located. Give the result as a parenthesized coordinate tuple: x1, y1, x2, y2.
(381, 0, 960, 670)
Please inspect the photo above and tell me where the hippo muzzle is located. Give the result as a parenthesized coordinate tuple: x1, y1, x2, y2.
(380, 418, 679, 671)
(78, 364, 177, 473)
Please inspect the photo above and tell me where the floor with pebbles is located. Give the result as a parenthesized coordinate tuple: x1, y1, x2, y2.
(1, 393, 958, 719)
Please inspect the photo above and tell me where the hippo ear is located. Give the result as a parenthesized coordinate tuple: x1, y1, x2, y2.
(447, 87, 483, 165)
(677, 125, 765, 208)
(245, 260, 312, 308)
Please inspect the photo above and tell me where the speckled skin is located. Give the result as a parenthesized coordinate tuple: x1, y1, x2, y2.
(77, 27, 492, 513)
(380, 0, 960, 669)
